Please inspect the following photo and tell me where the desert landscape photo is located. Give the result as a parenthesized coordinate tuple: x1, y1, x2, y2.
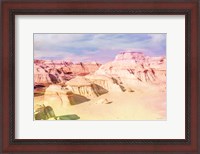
(34, 33, 166, 120)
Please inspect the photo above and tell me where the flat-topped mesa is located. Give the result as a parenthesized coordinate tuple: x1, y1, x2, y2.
(115, 51, 145, 61)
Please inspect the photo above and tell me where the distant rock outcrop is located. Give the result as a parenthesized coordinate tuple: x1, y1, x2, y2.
(95, 51, 166, 88)
(34, 60, 100, 85)
(115, 51, 145, 62)
(35, 51, 166, 102)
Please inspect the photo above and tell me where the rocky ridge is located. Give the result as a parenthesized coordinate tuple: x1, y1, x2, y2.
(34, 51, 166, 113)
(95, 51, 166, 87)
(34, 60, 100, 84)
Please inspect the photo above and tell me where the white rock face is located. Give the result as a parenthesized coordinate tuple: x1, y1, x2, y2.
(43, 85, 73, 114)
(96, 98, 110, 104)
(65, 75, 124, 99)
(85, 75, 124, 92)
(66, 76, 99, 98)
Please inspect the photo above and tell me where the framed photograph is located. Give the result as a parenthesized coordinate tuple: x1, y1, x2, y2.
(1, 0, 199, 153)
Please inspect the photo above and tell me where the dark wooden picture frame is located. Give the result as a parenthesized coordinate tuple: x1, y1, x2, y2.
(1, 0, 199, 153)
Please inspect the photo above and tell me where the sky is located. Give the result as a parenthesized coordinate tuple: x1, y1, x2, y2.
(34, 33, 166, 63)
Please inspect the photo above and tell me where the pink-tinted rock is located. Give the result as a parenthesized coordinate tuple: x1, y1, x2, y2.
(95, 51, 166, 87)
(115, 51, 145, 61)
(34, 51, 166, 92)
(34, 60, 101, 85)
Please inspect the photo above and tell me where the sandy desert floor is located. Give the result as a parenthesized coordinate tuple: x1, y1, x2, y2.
(34, 86, 166, 120)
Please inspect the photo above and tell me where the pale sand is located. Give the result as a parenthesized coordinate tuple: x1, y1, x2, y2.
(34, 87, 166, 120)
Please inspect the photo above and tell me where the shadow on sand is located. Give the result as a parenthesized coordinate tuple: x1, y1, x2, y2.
(58, 114, 80, 120)
(71, 94, 90, 105)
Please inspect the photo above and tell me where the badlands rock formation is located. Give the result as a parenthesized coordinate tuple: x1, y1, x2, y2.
(85, 75, 124, 92)
(43, 85, 74, 114)
(66, 76, 100, 98)
(95, 51, 166, 89)
(65, 75, 123, 98)
(34, 51, 166, 120)
(34, 51, 166, 89)
(34, 51, 166, 103)
(34, 60, 100, 85)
